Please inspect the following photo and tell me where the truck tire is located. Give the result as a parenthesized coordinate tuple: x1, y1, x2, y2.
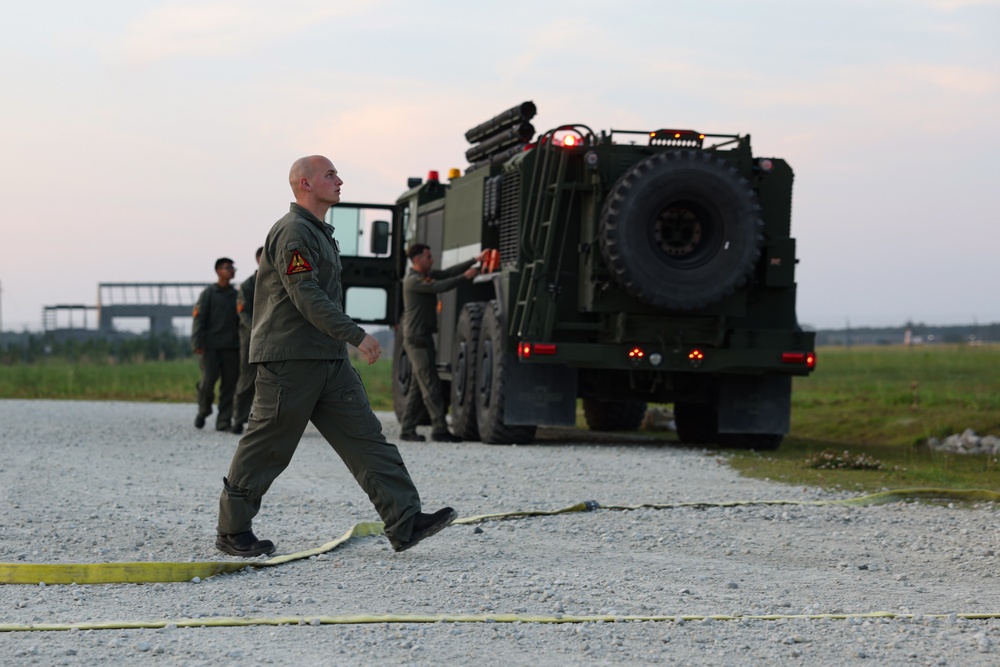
(673, 401, 719, 444)
(450, 302, 485, 440)
(583, 398, 647, 431)
(391, 331, 430, 426)
(600, 149, 763, 310)
(475, 301, 537, 444)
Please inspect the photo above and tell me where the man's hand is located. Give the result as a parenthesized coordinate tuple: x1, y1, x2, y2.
(357, 334, 382, 365)
(476, 248, 492, 264)
(463, 267, 478, 279)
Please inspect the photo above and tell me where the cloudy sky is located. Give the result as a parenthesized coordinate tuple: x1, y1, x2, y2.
(1, 0, 997, 332)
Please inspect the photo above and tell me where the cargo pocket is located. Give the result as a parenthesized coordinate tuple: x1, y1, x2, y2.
(342, 386, 383, 438)
(249, 361, 287, 424)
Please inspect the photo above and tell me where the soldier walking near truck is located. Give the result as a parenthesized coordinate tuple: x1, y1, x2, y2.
(230, 246, 262, 435)
(192, 258, 240, 432)
(215, 155, 456, 557)
(399, 243, 491, 442)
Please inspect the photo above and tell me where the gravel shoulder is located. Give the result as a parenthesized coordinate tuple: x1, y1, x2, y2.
(2, 399, 1000, 666)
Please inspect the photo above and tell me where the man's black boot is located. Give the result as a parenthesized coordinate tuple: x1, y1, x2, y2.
(400, 432, 426, 442)
(216, 531, 276, 557)
(195, 414, 207, 429)
(230, 423, 244, 435)
(431, 430, 462, 443)
(389, 507, 458, 552)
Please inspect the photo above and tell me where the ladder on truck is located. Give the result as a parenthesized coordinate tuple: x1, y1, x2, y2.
(509, 125, 594, 343)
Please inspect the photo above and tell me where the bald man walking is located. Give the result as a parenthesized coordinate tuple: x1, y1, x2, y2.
(215, 155, 456, 557)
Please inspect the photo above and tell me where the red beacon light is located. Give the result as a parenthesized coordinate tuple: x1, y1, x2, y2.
(553, 129, 584, 148)
(427, 170, 440, 182)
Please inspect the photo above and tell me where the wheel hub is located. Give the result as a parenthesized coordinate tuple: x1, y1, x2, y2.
(654, 206, 702, 257)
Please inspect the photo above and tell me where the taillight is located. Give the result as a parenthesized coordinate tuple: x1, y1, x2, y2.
(518, 342, 557, 360)
(782, 351, 817, 369)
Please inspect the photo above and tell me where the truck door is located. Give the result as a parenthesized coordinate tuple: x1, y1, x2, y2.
(326, 202, 402, 326)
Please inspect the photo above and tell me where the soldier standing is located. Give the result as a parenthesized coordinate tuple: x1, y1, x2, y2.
(230, 246, 263, 435)
(215, 155, 456, 557)
(192, 258, 240, 432)
(399, 243, 491, 442)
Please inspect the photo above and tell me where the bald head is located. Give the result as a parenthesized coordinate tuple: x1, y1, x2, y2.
(288, 155, 344, 219)
(289, 155, 329, 195)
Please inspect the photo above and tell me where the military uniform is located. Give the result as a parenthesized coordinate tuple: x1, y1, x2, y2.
(217, 203, 422, 544)
(232, 269, 258, 429)
(191, 283, 240, 430)
(400, 259, 476, 436)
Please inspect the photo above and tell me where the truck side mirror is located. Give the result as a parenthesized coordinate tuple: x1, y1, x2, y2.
(370, 220, 390, 255)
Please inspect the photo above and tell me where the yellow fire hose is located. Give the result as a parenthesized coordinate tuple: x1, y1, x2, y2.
(1, 488, 998, 633)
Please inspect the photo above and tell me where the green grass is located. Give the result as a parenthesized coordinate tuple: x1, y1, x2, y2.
(0, 356, 396, 408)
(788, 344, 1000, 446)
(3, 344, 999, 494)
(725, 344, 1000, 493)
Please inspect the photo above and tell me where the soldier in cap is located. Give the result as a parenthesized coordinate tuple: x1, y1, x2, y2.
(192, 258, 240, 432)
(215, 155, 456, 557)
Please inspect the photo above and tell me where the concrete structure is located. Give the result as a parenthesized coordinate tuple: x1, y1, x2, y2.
(96, 283, 204, 335)
(42, 283, 206, 335)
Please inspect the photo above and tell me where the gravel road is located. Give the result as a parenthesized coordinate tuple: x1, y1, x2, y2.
(2, 399, 1000, 666)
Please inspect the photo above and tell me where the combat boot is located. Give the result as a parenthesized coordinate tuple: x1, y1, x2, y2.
(389, 507, 457, 552)
(216, 531, 276, 557)
(431, 430, 462, 443)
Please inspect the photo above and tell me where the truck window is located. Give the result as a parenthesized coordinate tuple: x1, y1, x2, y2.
(326, 206, 395, 258)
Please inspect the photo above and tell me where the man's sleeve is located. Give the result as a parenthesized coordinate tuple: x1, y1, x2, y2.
(430, 258, 476, 280)
(275, 230, 367, 347)
(191, 288, 209, 351)
(408, 259, 475, 295)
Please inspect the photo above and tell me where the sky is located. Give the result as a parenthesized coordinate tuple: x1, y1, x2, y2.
(1, 0, 998, 332)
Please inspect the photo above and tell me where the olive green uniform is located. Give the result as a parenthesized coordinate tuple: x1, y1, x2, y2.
(400, 259, 476, 435)
(232, 270, 258, 427)
(191, 283, 240, 430)
(217, 203, 422, 543)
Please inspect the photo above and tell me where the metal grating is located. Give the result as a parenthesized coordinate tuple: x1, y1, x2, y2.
(498, 168, 521, 266)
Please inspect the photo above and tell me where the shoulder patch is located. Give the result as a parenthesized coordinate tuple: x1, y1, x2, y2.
(287, 250, 314, 275)
(236, 302, 245, 313)
(192, 306, 199, 318)
(423, 277, 433, 284)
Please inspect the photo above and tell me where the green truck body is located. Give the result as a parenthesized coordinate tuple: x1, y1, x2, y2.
(338, 102, 815, 447)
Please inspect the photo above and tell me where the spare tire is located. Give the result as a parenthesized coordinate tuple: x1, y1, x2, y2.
(600, 149, 763, 310)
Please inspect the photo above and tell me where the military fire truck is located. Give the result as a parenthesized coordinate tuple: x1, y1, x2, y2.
(335, 102, 815, 447)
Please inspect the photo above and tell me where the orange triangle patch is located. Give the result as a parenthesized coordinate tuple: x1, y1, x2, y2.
(286, 250, 313, 275)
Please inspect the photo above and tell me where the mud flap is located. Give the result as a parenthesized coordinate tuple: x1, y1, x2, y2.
(717, 374, 791, 435)
(503, 355, 578, 426)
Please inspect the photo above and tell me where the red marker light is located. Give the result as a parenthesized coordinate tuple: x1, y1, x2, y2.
(782, 352, 817, 369)
(628, 347, 645, 359)
(519, 342, 557, 360)
(688, 349, 704, 361)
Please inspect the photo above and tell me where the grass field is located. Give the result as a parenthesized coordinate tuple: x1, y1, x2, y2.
(2, 344, 998, 492)
(0, 357, 397, 410)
